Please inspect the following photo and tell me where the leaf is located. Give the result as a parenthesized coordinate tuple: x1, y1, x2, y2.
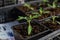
(32, 14, 41, 19)
(24, 3, 34, 10)
(39, 7, 43, 15)
(52, 16, 58, 23)
(48, 4, 52, 7)
(28, 22, 32, 35)
(43, 0, 48, 2)
(29, 15, 33, 20)
(45, 19, 50, 21)
(30, 7, 34, 10)
(17, 16, 26, 20)
(53, 2, 56, 8)
(56, 21, 60, 24)
(24, 3, 30, 7)
(32, 12, 39, 15)
(44, 11, 50, 14)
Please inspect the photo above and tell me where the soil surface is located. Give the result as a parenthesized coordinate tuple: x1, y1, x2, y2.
(12, 22, 48, 39)
(42, 20, 60, 31)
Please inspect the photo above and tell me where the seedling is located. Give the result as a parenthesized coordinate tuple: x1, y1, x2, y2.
(23, 3, 34, 10)
(52, 16, 58, 24)
(48, 0, 58, 8)
(17, 12, 40, 35)
(39, 7, 50, 15)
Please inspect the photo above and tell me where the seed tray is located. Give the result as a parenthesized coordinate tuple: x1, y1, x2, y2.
(12, 21, 51, 40)
(39, 29, 60, 40)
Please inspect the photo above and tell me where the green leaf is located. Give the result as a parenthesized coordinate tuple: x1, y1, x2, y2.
(53, 2, 56, 8)
(43, 0, 48, 2)
(32, 12, 39, 15)
(32, 14, 41, 19)
(30, 7, 34, 10)
(24, 17, 27, 19)
(24, 3, 30, 7)
(39, 7, 43, 15)
(52, 16, 58, 23)
(44, 11, 50, 14)
(24, 3, 34, 10)
(48, 4, 52, 7)
(56, 21, 60, 24)
(28, 21, 32, 35)
(48, 0, 58, 8)
(17, 16, 27, 21)
(29, 15, 33, 20)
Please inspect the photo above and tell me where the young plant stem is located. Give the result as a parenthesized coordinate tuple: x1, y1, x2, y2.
(27, 15, 33, 35)
(52, 12, 56, 24)
(39, 7, 43, 15)
(28, 20, 32, 35)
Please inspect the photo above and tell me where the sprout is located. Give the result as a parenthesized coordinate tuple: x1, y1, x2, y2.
(48, 0, 58, 8)
(17, 16, 26, 20)
(52, 16, 58, 23)
(39, 7, 43, 15)
(23, 3, 34, 10)
(39, 7, 50, 15)
(48, 2, 57, 8)
(17, 12, 40, 35)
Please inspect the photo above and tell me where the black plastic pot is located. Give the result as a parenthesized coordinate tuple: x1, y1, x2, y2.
(12, 20, 51, 40)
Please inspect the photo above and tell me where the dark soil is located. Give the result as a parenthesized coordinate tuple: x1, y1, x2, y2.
(16, 6, 34, 13)
(12, 22, 48, 39)
(45, 7, 60, 16)
(38, 13, 51, 20)
(42, 20, 60, 31)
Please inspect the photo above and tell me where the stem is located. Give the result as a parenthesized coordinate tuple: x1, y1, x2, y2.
(52, 11, 56, 24)
(39, 8, 43, 15)
(52, 16, 55, 24)
(28, 20, 32, 35)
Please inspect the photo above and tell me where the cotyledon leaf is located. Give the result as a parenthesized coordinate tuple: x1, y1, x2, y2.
(17, 16, 26, 20)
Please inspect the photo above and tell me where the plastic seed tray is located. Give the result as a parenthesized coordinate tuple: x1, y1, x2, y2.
(39, 30, 60, 40)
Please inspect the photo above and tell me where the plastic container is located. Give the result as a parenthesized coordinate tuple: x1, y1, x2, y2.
(39, 29, 60, 40)
(12, 20, 51, 40)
